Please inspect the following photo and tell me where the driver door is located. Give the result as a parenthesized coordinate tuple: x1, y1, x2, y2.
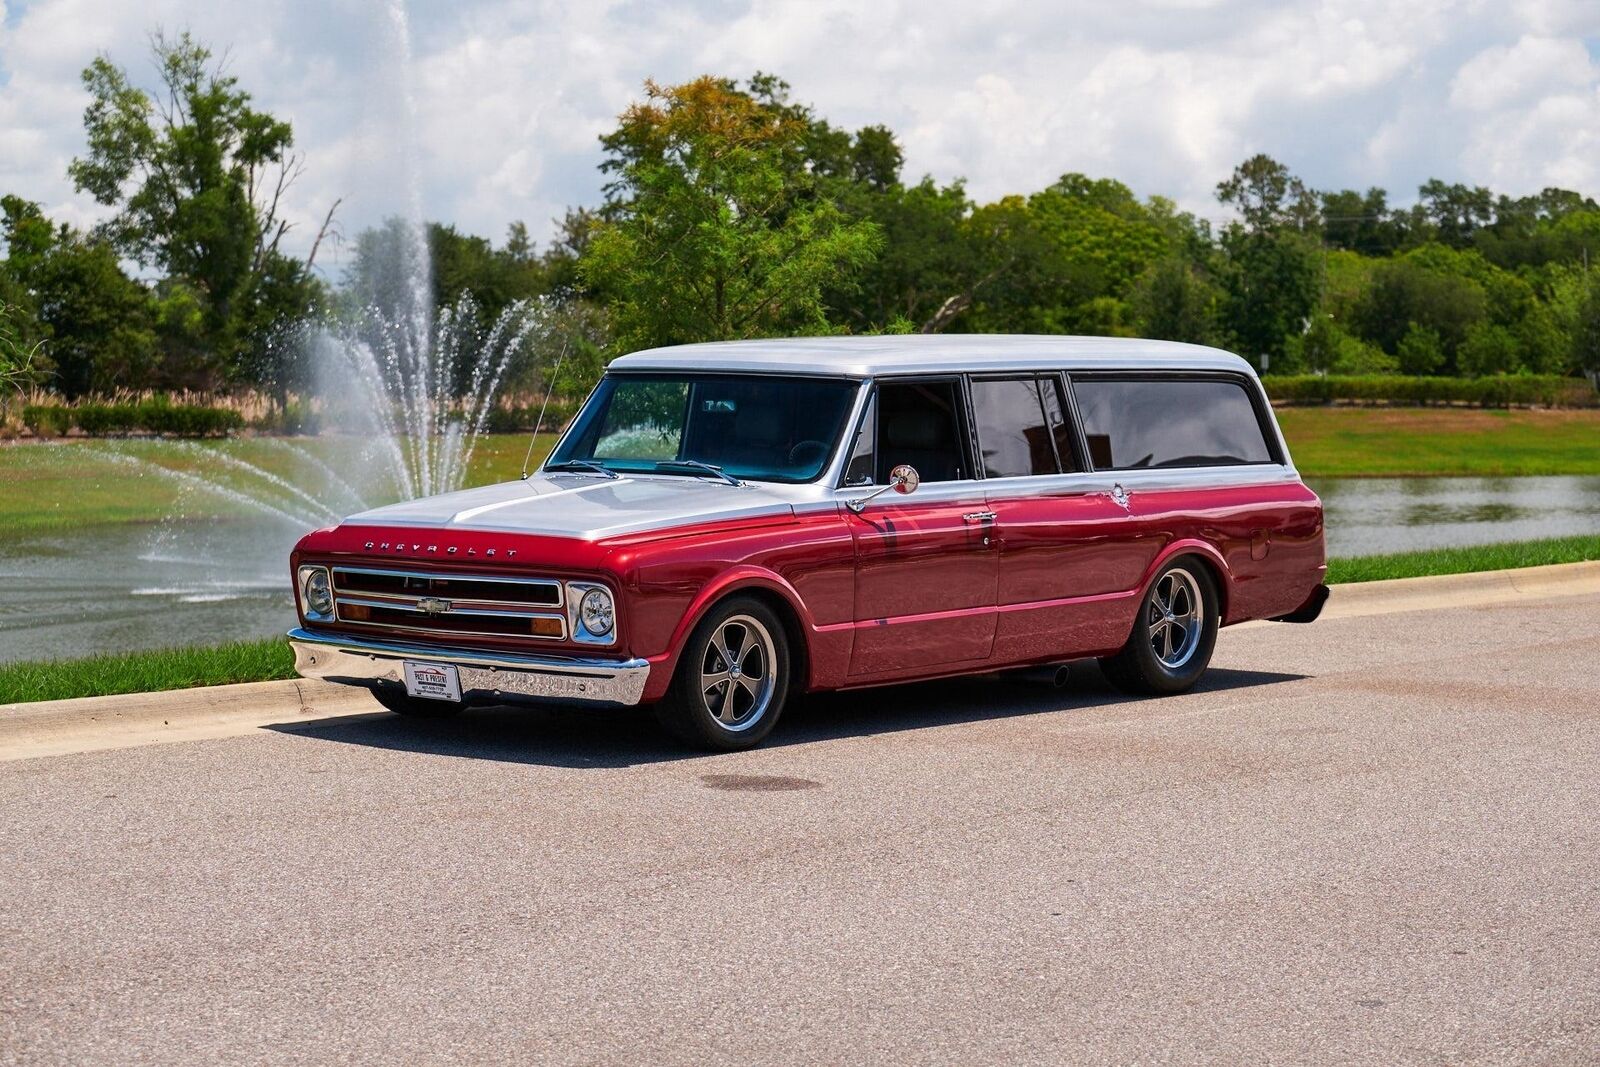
(841, 380, 998, 676)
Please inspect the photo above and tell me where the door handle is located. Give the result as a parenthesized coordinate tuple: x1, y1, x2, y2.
(962, 511, 997, 523)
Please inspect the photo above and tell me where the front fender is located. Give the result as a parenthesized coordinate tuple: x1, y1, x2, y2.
(639, 566, 821, 702)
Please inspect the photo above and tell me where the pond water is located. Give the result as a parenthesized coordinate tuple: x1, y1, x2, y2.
(3, 475, 1598, 665)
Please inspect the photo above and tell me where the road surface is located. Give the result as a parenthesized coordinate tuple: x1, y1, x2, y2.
(2, 585, 1597, 1064)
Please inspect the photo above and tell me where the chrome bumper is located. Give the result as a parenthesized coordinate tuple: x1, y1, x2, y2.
(288, 627, 652, 707)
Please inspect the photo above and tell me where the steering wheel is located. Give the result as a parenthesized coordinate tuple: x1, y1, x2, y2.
(787, 440, 828, 468)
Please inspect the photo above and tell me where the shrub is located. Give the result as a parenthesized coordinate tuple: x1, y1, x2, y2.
(22, 405, 72, 437)
(1263, 374, 1597, 408)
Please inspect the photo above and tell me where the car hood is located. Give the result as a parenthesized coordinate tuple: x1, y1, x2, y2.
(342, 472, 825, 541)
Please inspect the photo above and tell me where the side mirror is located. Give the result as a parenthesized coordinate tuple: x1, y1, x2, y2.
(847, 464, 921, 513)
(890, 464, 920, 495)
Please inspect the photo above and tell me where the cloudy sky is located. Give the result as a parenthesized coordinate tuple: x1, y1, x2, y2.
(1, 0, 1597, 278)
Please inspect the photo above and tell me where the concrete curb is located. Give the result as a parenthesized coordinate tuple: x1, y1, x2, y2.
(2, 560, 1597, 762)
(0, 678, 376, 762)
(1321, 560, 1600, 619)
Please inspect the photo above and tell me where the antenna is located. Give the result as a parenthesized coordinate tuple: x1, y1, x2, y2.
(521, 340, 570, 480)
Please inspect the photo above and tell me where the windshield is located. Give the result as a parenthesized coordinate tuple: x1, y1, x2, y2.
(548, 374, 861, 484)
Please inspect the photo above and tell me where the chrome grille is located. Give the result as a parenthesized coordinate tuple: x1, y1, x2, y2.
(329, 566, 567, 641)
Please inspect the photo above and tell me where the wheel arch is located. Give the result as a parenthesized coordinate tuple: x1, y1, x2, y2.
(1141, 540, 1232, 624)
(654, 569, 815, 696)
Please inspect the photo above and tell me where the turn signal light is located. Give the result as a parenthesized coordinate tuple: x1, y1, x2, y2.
(342, 603, 371, 622)
(530, 617, 564, 638)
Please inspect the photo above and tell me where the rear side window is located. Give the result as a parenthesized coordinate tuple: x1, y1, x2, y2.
(970, 377, 1077, 478)
(1074, 377, 1275, 470)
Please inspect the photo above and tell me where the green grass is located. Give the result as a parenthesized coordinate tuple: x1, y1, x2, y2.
(1277, 407, 1600, 477)
(6, 537, 1598, 704)
(0, 637, 295, 705)
(1325, 534, 1600, 584)
(0, 433, 559, 534)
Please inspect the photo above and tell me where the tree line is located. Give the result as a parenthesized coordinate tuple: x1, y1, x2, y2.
(3, 38, 1599, 405)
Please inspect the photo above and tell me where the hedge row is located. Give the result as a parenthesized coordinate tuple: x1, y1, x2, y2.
(23, 400, 245, 437)
(1262, 374, 1598, 408)
(483, 402, 583, 434)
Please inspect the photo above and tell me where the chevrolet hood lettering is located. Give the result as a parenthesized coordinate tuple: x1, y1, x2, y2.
(343, 472, 821, 541)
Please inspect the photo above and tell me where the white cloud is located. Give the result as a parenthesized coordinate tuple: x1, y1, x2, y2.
(1, 0, 1598, 276)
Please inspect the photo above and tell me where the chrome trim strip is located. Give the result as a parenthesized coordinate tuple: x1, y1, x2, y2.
(289, 627, 650, 706)
(336, 596, 566, 621)
(330, 565, 565, 604)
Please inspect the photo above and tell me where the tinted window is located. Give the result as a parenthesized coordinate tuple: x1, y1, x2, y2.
(551, 374, 858, 483)
(869, 380, 971, 483)
(1074, 377, 1274, 469)
(971, 377, 1061, 478)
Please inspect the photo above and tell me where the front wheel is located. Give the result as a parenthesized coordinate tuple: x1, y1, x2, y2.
(1099, 560, 1219, 696)
(656, 597, 791, 751)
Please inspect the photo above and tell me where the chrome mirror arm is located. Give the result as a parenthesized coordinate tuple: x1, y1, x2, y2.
(845, 464, 920, 514)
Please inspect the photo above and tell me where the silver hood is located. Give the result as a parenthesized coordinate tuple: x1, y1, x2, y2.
(343, 472, 828, 541)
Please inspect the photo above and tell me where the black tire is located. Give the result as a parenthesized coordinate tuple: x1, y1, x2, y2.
(1099, 559, 1219, 696)
(656, 596, 792, 751)
(372, 687, 467, 718)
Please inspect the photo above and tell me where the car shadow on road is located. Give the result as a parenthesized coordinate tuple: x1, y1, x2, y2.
(262, 662, 1306, 770)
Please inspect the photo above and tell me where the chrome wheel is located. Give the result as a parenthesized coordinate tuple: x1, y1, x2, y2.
(698, 614, 777, 732)
(1147, 567, 1204, 670)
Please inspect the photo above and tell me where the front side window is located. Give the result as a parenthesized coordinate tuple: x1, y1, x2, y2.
(970, 376, 1078, 478)
(1074, 377, 1276, 470)
(551, 374, 859, 483)
(853, 379, 972, 485)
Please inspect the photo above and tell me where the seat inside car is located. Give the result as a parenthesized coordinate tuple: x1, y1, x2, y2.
(882, 408, 961, 482)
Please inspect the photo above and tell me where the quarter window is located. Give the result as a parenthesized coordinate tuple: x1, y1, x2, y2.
(1073, 377, 1275, 470)
(970, 377, 1075, 478)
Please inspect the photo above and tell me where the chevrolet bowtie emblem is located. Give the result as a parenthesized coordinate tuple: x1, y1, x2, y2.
(416, 597, 452, 616)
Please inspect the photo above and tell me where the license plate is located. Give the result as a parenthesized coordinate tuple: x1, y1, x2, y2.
(403, 661, 461, 702)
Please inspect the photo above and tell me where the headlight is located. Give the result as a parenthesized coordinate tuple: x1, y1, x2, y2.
(579, 588, 614, 636)
(299, 565, 333, 619)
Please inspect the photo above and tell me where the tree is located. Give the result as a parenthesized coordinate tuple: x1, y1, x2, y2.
(1395, 323, 1446, 375)
(1352, 249, 1489, 367)
(1417, 180, 1495, 248)
(68, 31, 333, 391)
(0, 301, 44, 393)
(1131, 255, 1220, 345)
(1217, 228, 1322, 369)
(1216, 154, 1320, 236)
(0, 196, 158, 395)
(581, 76, 881, 350)
(1320, 187, 1407, 257)
(1457, 321, 1521, 375)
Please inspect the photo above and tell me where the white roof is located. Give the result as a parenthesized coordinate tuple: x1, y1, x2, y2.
(608, 334, 1255, 378)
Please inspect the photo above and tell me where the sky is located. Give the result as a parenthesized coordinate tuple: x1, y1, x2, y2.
(1, 0, 1597, 281)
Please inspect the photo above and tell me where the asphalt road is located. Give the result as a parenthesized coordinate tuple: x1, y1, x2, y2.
(2, 591, 1598, 1065)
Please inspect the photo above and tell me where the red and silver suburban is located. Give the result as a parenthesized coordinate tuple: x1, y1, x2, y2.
(290, 335, 1327, 749)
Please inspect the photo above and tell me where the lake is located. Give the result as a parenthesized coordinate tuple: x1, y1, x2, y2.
(3, 474, 1598, 664)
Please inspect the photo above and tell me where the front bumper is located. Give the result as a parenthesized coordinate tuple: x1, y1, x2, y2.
(288, 627, 652, 706)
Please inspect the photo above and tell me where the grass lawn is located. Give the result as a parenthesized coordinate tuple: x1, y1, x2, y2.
(1277, 407, 1600, 477)
(0, 637, 295, 705)
(5, 536, 1597, 705)
(0, 433, 560, 534)
(1324, 534, 1600, 584)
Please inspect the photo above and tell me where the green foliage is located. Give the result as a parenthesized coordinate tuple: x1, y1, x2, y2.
(1219, 228, 1323, 368)
(1283, 314, 1395, 374)
(21, 397, 243, 437)
(1263, 374, 1595, 407)
(1396, 323, 1446, 375)
(67, 31, 328, 393)
(581, 75, 882, 350)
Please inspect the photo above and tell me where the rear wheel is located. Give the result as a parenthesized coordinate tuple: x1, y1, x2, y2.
(1099, 560, 1219, 696)
(657, 597, 791, 751)
(372, 688, 466, 718)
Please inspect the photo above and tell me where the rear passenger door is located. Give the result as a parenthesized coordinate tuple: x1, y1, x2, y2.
(971, 375, 1149, 660)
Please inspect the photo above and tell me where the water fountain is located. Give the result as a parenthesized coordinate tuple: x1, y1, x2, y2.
(0, 0, 551, 663)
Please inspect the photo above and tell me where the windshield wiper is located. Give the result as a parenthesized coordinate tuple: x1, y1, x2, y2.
(543, 460, 621, 480)
(653, 460, 745, 487)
